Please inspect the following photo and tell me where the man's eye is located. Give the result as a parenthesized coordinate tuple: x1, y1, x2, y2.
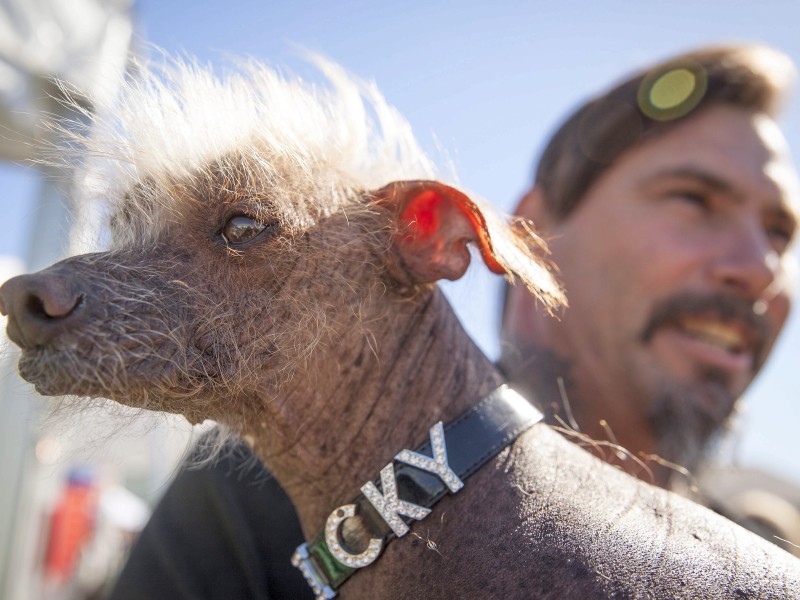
(221, 215, 269, 244)
(674, 191, 710, 209)
(766, 224, 794, 252)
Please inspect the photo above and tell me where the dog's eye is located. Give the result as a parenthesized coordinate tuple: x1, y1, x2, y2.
(221, 215, 268, 244)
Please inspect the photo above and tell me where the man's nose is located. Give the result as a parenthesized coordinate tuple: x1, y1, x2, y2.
(709, 225, 783, 301)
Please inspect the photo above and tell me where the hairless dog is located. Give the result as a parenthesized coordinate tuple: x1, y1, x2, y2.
(1, 57, 798, 598)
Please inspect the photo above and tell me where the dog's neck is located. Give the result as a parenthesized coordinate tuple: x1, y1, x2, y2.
(248, 286, 504, 536)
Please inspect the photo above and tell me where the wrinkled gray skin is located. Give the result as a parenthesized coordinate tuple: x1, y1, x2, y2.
(1, 168, 799, 598)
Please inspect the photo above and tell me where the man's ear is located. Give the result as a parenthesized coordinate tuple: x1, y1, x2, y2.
(513, 186, 552, 228)
(373, 180, 565, 313)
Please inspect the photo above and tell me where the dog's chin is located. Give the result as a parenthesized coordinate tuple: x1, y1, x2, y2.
(17, 350, 76, 396)
(17, 346, 200, 409)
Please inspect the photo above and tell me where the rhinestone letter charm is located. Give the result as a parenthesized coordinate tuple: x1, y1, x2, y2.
(291, 543, 337, 599)
(362, 464, 431, 537)
(395, 421, 464, 493)
(324, 504, 384, 569)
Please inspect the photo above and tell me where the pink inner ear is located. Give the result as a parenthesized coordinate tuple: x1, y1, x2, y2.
(400, 190, 442, 241)
(400, 188, 506, 276)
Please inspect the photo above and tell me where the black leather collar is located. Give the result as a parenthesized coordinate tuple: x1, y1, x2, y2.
(292, 385, 543, 599)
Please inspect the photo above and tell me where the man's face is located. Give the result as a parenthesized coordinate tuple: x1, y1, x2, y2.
(508, 105, 799, 464)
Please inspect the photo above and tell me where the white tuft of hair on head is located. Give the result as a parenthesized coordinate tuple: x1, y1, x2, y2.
(64, 52, 449, 252)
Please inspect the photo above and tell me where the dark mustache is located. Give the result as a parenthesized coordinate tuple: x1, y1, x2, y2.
(641, 292, 772, 368)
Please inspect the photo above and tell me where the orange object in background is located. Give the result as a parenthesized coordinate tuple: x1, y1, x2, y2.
(43, 469, 98, 584)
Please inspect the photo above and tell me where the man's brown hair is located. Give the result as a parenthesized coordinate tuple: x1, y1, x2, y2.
(535, 44, 796, 219)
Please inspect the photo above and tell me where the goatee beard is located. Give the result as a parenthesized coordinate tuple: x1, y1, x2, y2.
(648, 367, 736, 476)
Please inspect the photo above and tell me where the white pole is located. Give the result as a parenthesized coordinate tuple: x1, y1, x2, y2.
(0, 2, 134, 596)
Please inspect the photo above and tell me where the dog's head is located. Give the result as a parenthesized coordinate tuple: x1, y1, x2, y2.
(0, 56, 562, 427)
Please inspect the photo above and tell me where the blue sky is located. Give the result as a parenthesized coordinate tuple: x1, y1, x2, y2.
(2, 0, 800, 482)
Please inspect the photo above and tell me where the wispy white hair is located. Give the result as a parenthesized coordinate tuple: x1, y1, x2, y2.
(66, 53, 445, 250)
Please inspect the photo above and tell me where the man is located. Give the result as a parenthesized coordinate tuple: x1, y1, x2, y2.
(500, 44, 798, 486)
(109, 43, 799, 598)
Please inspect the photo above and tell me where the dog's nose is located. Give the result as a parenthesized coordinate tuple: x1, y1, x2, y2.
(0, 273, 84, 349)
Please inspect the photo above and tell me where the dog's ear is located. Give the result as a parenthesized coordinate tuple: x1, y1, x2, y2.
(374, 180, 565, 312)
(376, 180, 504, 283)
